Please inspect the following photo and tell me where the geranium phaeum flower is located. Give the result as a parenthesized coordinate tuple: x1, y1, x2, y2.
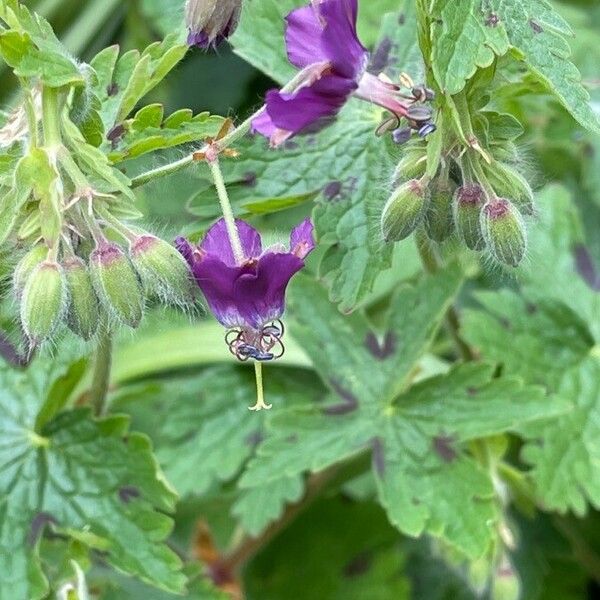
(185, 0, 242, 48)
(175, 218, 314, 361)
(252, 0, 420, 146)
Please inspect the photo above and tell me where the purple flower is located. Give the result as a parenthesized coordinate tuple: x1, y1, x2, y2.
(185, 0, 242, 49)
(176, 218, 315, 337)
(252, 0, 422, 146)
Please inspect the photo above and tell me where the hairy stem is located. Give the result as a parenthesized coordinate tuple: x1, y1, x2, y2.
(208, 157, 244, 264)
(41, 86, 62, 148)
(89, 328, 113, 417)
(130, 68, 311, 189)
(415, 232, 475, 361)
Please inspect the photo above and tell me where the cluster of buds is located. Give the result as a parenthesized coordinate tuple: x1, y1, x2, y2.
(14, 228, 195, 348)
(382, 138, 533, 268)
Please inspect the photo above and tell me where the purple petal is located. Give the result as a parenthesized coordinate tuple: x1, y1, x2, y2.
(192, 253, 304, 329)
(201, 218, 262, 266)
(260, 74, 355, 141)
(251, 109, 277, 138)
(285, 5, 328, 69)
(174, 236, 196, 267)
(290, 219, 316, 259)
(319, 0, 367, 79)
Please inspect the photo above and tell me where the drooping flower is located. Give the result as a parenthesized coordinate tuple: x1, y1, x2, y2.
(185, 0, 242, 49)
(252, 0, 434, 146)
(175, 218, 315, 361)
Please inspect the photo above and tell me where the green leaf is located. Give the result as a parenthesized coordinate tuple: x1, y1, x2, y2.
(107, 106, 225, 163)
(0, 355, 185, 598)
(244, 497, 410, 600)
(0, 1, 84, 87)
(431, 0, 509, 94)
(521, 185, 600, 341)
(374, 363, 567, 559)
(521, 356, 600, 515)
(90, 35, 187, 131)
(430, 0, 599, 131)
(463, 289, 594, 389)
(233, 474, 304, 537)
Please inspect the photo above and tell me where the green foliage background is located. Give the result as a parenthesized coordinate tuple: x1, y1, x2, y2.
(1, 0, 600, 598)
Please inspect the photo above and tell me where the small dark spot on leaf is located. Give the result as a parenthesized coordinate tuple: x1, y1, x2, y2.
(0, 330, 28, 367)
(370, 37, 395, 73)
(107, 124, 126, 149)
(106, 82, 119, 97)
(499, 317, 511, 330)
(365, 331, 397, 360)
(283, 139, 299, 150)
(323, 180, 342, 201)
(433, 435, 458, 463)
(343, 552, 372, 578)
(245, 430, 264, 447)
(372, 437, 385, 476)
(412, 497, 421, 506)
(526, 302, 538, 314)
(242, 171, 257, 187)
(574, 245, 600, 292)
(485, 12, 500, 27)
(28, 512, 58, 546)
(529, 19, 543, 33)
(325, 380, 359, 415)
(398, 13, 406, 25)
(285, 434, 298, 444)
(467, 387, 479, 396)
(119, 486, 141, 503)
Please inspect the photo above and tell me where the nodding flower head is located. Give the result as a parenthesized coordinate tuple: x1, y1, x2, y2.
(185, 0, 242, 49)
(251, 0, 435, 146)
(175, 218, 315, 362)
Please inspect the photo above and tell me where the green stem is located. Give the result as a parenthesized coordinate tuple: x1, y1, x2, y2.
(21, 83, 38, 149)
(208, 157, 244, 264)
(415, 232, 475, 361)
(41, 86, 62, 148)
(130, 69, 311, 189)
(89, 328, 113, 417)
(464, 151, 496, 199)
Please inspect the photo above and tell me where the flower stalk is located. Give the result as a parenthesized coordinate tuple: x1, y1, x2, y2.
(89, 327, 113, 417)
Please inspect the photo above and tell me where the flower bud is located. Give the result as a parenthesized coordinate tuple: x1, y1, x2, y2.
(424, 178, 457, 242)
(482, 198, 527, 267)
(381, 179, 429, 242)
(90, 243, 144, 328)
(13, 245, 48, 299)
(453, 184, 486, 251)
(491, 556, 521, 600)
(64, 257, 100, 340)
(186, 0, 242, 48)
(392, 149, 427, 184)
(20, 261, 67, 345)
(485, 162, 535, 216)
(129, 235, 195, 306)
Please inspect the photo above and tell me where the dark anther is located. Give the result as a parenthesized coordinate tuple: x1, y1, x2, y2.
(418, 122, 437, 137)
(412, 84, 435, 102)
(407, 104, 433, 123)
(392, 128, 412, 145)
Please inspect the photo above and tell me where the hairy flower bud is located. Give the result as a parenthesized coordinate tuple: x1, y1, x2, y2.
(64, 256, 100, 340)
(485, 162, 535, 216)
(20, 261, 66, 345)
(453, 184, 486, 251)
(185, 0, 242, 48)
(392, 149, 427, 184)
(129, 235, 195, 306)
(13, 245, 48, 299)
(482, 198, 527, 267)
(381, 179, 429, 242)
(424, 178, 457, 242)
(90, 243, 144, 328)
